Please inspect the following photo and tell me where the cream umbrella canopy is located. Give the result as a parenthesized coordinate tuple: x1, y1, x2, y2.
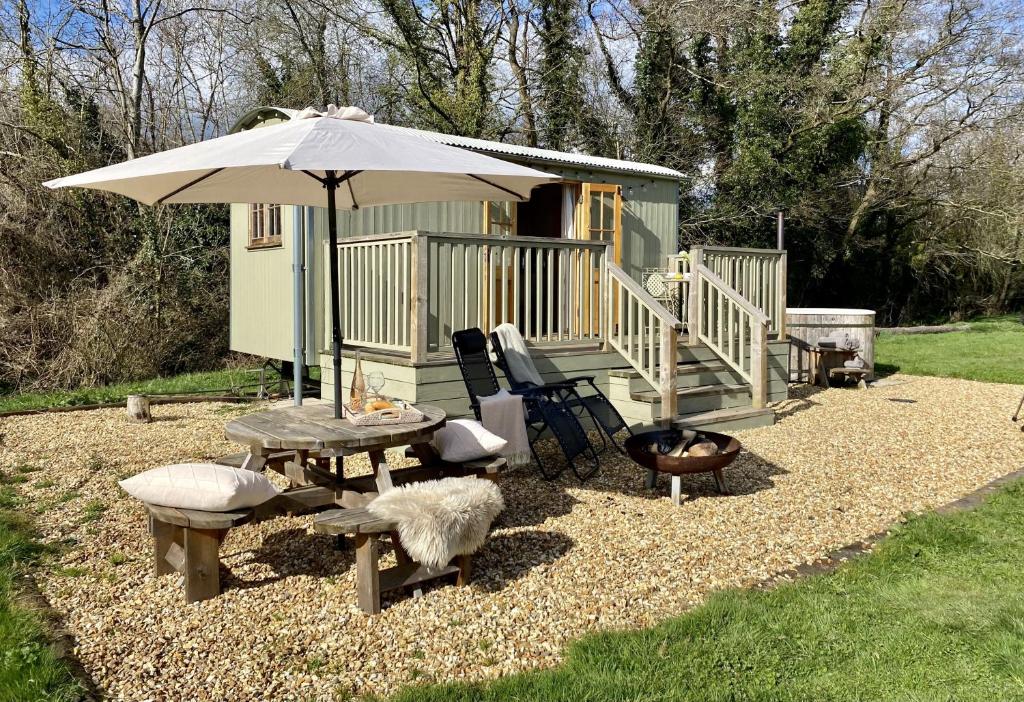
(45, 106, 560, 417)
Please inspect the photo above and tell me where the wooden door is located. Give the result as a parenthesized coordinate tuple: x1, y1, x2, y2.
(578, 183, 622, 262)
(578, 183, 622, 332)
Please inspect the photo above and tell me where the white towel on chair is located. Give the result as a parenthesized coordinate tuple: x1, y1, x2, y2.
(479, 389, 532, 468)
(492, 323, 545, 386)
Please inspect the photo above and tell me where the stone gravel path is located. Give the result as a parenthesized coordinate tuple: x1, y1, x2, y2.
(1, 375, 1022, 700)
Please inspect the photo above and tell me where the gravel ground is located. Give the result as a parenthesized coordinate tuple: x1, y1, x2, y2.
(2, 375, 1022, 700)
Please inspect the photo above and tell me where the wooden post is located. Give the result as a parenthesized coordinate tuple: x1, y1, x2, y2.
(455, 554, 472, 586)
(355, 533, 381, 614)
(152, 519, 179, 576)
(659, 323, 678, 425)
(126, 395, 151, 423)
(687, 247, 703, 345)
(409, 233, 429, 363)
(750, 317, 769, 409)
(183, 527, 221, 603)
(603, 242, 614, 350)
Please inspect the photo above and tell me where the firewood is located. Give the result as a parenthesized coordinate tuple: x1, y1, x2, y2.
(688, 440, 719, 457)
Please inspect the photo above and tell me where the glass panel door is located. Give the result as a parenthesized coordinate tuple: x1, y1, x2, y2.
(578, 183, 622, 332)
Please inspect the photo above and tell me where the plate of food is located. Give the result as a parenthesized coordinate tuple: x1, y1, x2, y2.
(346, 399, 426, 426)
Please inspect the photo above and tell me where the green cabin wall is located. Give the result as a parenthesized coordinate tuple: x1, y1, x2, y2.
(230, 172, 681, 364)
(229, 203, 299, 361)
(228, 113, 300, 362)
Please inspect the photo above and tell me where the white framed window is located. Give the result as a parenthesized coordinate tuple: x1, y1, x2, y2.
(249, 203, 283, 247)
(483, 200, 516, 236)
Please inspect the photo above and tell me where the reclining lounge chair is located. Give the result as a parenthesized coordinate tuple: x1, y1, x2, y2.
(489, 323, 633, 453)
(452, 328, 599, 482)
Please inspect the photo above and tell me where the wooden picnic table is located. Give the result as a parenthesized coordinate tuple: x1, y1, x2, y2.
(224, 403, 449, 510)
(808, 346, 869, 388)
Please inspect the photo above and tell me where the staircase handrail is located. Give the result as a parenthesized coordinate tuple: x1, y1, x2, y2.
(692, 263, 770, 408)
(697, 265, 770, 326)
(606, 262, 681, 424)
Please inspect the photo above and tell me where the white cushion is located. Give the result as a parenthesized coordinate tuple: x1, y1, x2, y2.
(431, 419, 507, 463)
(118, 463, 280, 512)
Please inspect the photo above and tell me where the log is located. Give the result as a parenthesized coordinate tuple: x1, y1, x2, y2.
(126, 395, 152, 423)
(877, 324, 970, 335)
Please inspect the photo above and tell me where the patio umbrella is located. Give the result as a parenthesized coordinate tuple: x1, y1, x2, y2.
(45, 105, 559, 417)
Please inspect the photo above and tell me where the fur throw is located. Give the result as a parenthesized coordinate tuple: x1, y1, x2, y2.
(367, 478, 504, 569)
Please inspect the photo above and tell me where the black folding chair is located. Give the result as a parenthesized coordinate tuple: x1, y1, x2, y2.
(489, 328, 633, 453)
(452, 328, 599, 482)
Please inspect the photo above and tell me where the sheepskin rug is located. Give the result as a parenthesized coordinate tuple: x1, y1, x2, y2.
(367, 478, 504, 569)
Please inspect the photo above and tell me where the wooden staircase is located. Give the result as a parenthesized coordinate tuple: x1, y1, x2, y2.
(604, 247, 789, 433)
(607, 342, 776, 432)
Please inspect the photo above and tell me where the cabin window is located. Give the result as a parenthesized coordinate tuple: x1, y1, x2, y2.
(249, 203, 283, 247)
(483, 201, 516, 236)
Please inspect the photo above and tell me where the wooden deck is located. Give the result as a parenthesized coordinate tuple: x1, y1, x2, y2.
(319, 234, 790, 430)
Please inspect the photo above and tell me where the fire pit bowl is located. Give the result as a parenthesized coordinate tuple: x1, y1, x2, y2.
(624, 429, 740, 503)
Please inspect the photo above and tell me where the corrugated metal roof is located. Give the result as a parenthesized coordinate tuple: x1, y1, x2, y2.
(238, 107, 684, 180)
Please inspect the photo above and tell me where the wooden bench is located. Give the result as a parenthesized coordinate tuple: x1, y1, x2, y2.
(313, 507, 470, 614)
(828, 366, 871, 389)
(146, 503, 254, 603)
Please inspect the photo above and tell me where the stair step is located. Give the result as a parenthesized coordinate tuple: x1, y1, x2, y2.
(672, 406, 775, 432)
(629, 383, 749, 404)
(677, 360, 729, 375)
(609, 360, 729, 380)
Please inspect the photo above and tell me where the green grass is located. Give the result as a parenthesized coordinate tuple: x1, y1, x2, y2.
(876, 315, 1024, 384)
(0, 366, 289, 414)
(391, 481, 1024, 701)
(79, 500, 106, 524)
(0, 488, 83, 701)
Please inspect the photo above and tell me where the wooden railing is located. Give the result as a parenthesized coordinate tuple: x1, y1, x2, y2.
(690, 246, 786, 336)
(335, 231, 780, 414)
(607, 262, 682, 423)
(337, 233, 414, 353)
(425, 233, 610, 356)
(337, 231, 609, 360)
(692, 264, 770, 408)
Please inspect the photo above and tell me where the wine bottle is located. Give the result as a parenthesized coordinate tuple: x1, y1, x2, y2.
(349, 350, 366, 413)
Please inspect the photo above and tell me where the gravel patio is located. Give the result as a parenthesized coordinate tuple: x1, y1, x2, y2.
(2, 375, 1022, 700)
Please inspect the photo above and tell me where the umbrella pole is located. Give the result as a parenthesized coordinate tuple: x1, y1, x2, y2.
(326, 173, 344, 419)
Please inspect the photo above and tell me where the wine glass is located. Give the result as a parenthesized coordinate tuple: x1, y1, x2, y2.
(366, 371, 385, 401)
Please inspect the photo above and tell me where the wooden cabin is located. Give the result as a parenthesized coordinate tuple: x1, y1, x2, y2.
(228, 107, 790, 432)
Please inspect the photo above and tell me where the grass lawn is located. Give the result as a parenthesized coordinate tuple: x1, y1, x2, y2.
(876, 315, 1024, 384)
(391, 480, 1024, 701)
(0, 484, 82, 701)
(0, 365, 289, 414)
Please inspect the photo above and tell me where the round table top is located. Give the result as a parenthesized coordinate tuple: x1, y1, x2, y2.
(224, 403, 446, 452)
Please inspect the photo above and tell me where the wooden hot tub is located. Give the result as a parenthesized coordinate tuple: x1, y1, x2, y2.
(786, 307, 876, 382)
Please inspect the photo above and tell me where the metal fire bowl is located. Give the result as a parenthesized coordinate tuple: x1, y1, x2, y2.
(624, 429, 741, 476)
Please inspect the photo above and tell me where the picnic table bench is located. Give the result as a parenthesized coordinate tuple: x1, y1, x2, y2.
(313, 507, 471, 614)
(223, 403, 453, 510)
(147, 503, 255, 603)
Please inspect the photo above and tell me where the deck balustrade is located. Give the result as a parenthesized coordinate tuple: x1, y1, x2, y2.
(693, 264, 770, 408)
(690, 246, 786, 336)
(334, 231, 785, 419)
(336, 231, 610, 360)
